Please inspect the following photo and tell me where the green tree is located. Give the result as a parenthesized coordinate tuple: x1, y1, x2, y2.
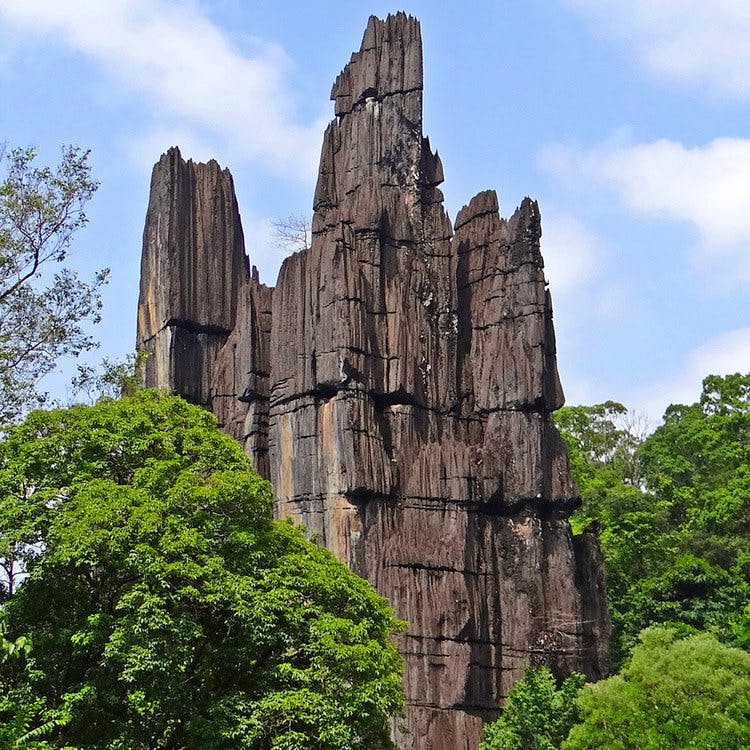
(555, 401, 646, 490)
(0, 391, 404, 749)
(563, 627, 750, 749)
(479, 668, 585, 750)
(70, 350, 147, 402)
(620, 553, 749, 646)
(555, 402, 671, 664)
(630, 373, 750, 649)
(556, 385, 750, 662)
(0, 144, 107, 422)
(641, 373, 750, 555)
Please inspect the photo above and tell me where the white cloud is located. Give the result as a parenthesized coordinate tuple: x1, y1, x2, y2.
(541, 211, 630, 322)
(541, 213, 598, 294)
(542, 135, 750, 282)
(558, 374, 600, 410)
(563, 0, 750, 98)
(631, 328, 750, 421)
(0, 0, 326, 178)
(540, 210, 636, 406)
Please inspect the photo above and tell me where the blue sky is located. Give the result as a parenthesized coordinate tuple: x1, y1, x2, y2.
(2, 0, 750, 424)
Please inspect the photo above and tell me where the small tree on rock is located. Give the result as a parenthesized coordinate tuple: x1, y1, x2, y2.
(272, 215, 311, 253)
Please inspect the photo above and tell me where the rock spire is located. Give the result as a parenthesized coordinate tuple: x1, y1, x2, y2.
(136, 13, 609, 749)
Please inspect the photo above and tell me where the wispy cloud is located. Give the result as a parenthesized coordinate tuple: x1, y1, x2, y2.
(542, 133, 750, 284)
(541, 210, 628, 323)
(631, 328, 750, 421)
(541, 213, 598, 295)
(541, 210, 634, 411)
(562, 0, 750, 98)
(0, 0, 326, 178)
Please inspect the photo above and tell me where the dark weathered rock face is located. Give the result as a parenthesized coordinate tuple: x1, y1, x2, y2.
(137, 13, 609, 749)
(137, 148, 273, 474)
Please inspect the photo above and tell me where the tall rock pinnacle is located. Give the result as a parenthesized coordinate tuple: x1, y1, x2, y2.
(137, 13, 609, 749)
(137, 147, 273, 475)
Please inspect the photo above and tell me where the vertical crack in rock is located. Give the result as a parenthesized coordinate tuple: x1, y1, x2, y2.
(136, 13, 610, 749)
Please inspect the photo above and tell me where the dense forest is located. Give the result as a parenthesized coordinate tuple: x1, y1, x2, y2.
(3, 148, 750, 747)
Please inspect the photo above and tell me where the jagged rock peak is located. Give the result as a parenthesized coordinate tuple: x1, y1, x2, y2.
(137, 148, 249, 325)
(331, 13, 422, 117)
(137, 147, 249, 405)
(136, 14, 609, 750)
(158, 145, 233, 177)
(454, 189, 500, 229)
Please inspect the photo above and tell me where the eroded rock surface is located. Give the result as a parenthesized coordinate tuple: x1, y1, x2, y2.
(137, 148, 273, 472)
(137, 13, 609, 749)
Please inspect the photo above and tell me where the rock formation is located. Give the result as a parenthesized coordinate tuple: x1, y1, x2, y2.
(136, 13, 609, 749)
(137, 150, 273, 475)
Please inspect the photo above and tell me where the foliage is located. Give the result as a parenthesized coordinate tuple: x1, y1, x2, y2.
(641, 373, 750, 549)
(620, 553, 749, 645)
(480, 667, 585, 750)
(70, 350, 147, 402)
(0, 391, 404, 749)
(555, 402, 669, 664)
(555, 401, 643, 486)
(0, 619, 31, 664)
(636, 373, 750, 645)
(0, 144, 107, 422)
(556, 380, 750, 662)
(563, 627, 750, 749)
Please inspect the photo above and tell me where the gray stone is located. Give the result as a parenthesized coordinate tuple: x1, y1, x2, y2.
(136, 13, 609, 749)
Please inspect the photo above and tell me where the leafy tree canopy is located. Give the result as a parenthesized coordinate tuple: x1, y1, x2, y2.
(563, 627, 750, 750)
(619, 553, 749, 646)
(555, 401, 639, 482)
(0, 145, 107, 422)
(555, 402, 670, 663)
(641, 373, 750, 547)
(0, 391, 404, 749)
(635, 374, 750, 646)
(556, 378, 750, 662)
(479, 667, 584, 750)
